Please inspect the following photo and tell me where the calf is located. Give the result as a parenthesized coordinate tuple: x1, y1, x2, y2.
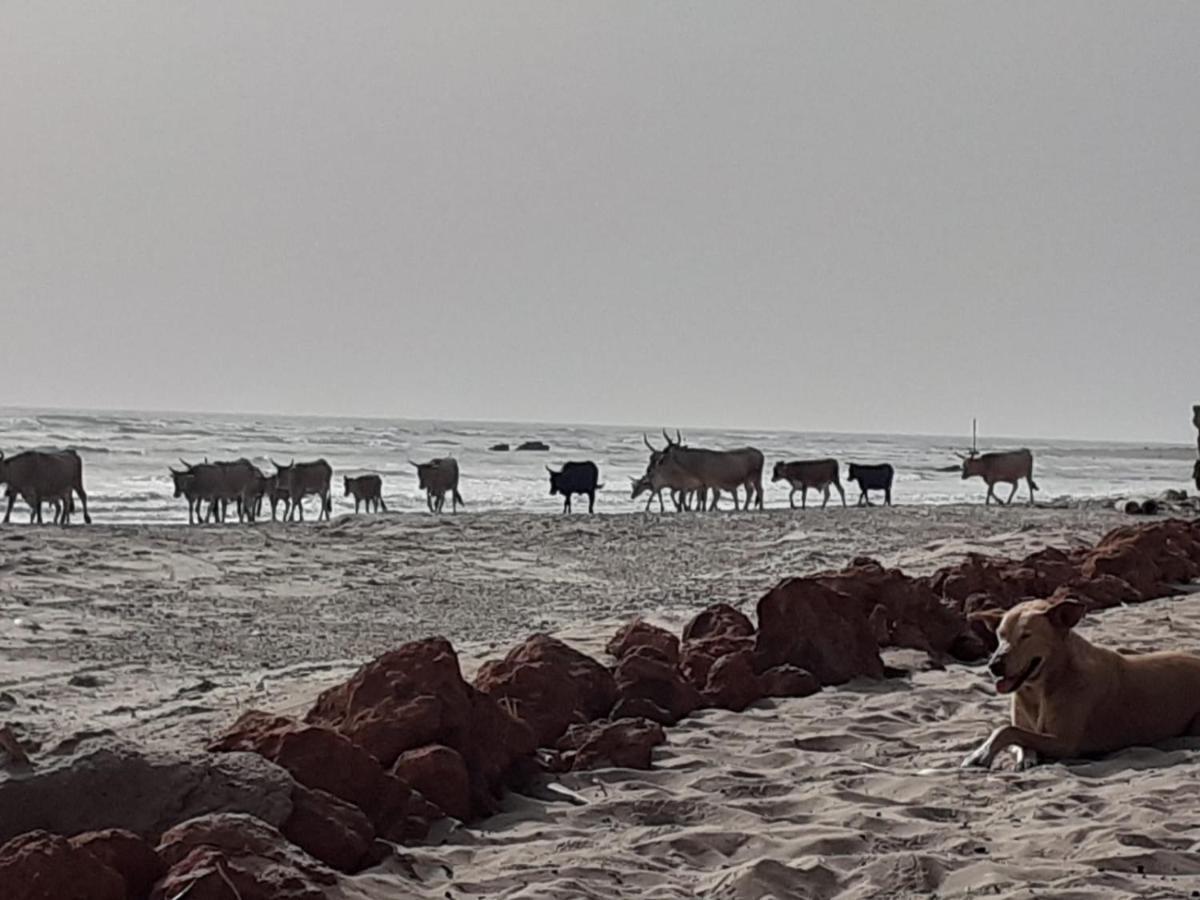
(847, 463, 894, 507)
(547, 461, 602, 514)
(771, 459, 845, 510)
(411, 458, 463, 513)
(344, 474, 387, 514)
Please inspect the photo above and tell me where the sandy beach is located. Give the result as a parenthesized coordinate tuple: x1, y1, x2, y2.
(7, 504, 1200, 897)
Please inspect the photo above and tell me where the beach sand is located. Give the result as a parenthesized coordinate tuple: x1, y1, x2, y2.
(4, 504, 1200, 897)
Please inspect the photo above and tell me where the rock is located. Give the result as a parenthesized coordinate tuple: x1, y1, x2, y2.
(305, 638, 535, 818)
(609, 697, 674, 724)
(0, 830, 126, 900)
(68, 673, 104, 689)
(754, 578, 885, 685)
(605, 619, 680, 665)
(1123, 499, 1143, 515)
(489, 443, 510, 452)
(612, 645, 702, 725)
(757, 665, 820, 699)
(389, 745, 470, 823)
(556, 718, 666, 771)
(0, 724, 30, 768)
(681, 603, 754, 642)
(701, 649, 762, 712)
(475, 634, 616, 746)
(282, 786, 374, 875)
(209, 711, 441, 842)
(815, 559, 977, 659)
(0, 735, 294, 845)
(516, 441, 550, 451)
(679, 634, 755, 691)
(153, 814, 338, 900)
(70, 829, 163, 900)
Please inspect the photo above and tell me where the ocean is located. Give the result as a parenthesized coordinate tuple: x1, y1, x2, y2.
(0, 407, 1194, 524)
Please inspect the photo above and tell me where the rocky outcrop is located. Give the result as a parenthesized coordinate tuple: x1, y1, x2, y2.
(0, 830, 127, 900)
(612, 645, 702, 725)
(475, 634, 616, 746)
(305, 638, 536, 817)
(282, 786, 375, 875)
(556, 718, 666, 771)
(606, 619, 680, 665)
(754, 579, 885, 685)
(682, 603, 754, 642)
(0, 735, 294, 845)
(152, 814, 340, 900)
(757, 665, 820, 699)
(389, 744, 471, 823)
(69, 829, 163, 900)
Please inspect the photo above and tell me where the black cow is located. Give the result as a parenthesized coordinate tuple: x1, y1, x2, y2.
(847, 463, 894, 507)
(547, 461, 602, 514)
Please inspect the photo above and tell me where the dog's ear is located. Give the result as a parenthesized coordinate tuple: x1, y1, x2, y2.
(967, 608, 1005, 634)
(1045, 598, 1087, 631)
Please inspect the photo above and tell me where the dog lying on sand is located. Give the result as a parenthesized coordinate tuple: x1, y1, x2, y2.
(962, 598, 1200, 769)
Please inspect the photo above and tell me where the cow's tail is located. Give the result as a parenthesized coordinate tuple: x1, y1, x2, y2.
(379, 497, 388, 512)
(453, 489, 465, 507)
(594, 483, 605, 491)
(1029, 477, 1040, 491)
(324, 495, 333, 515)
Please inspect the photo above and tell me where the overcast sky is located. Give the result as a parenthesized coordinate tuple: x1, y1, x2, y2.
(2, 3, 1197, 442)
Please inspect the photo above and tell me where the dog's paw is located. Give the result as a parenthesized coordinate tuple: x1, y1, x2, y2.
(1013, 747, 1039, 771)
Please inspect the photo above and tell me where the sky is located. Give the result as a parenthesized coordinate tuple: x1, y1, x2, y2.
(1, 3, 1198, 443)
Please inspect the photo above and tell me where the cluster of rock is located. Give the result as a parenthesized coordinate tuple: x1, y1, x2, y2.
(3, 518, 1197, 898)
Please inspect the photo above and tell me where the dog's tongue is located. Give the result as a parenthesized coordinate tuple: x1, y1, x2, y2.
(995, 676, 1017, 694)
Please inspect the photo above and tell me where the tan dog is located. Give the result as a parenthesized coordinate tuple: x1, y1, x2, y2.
(962, 598, 1200, 769)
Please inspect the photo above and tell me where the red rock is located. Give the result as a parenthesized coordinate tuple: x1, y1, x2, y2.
(757, 665, 820, 699)
(304, 638, 535, 818)
(609, 696, 673, 724)
(389, 745, 470, 823)
(208, 711, 440, 842)
(557, 718, 666, 771)
(1053, 575, 1139, 610)
(69, 828, 163, 900)
(682, 603, 754, 642)
(702, 649, 762, 712)
(0, 831, 126, 900)
(474, 634, 616, 746)
(754, 578, 885, 685)
(605, 619, 680, 665)
(282, 786, 373, 874)
(153, 814, 337, 900)
(612, 645, 702, 725)
(679, 634, 755, 691)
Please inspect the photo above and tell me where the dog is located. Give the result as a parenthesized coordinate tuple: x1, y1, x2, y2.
(962, 597, 1200, 769)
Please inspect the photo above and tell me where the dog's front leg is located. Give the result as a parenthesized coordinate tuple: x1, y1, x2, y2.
(1012, 746, 1039, 770)
(961, 725, 1078, 768)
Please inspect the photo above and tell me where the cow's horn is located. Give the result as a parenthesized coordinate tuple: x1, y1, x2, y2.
(676, 429, 682, 445)
(546, 466, 555, 475)
(642, 433, 655, 452)
(408, 460, 419, 468)
(179, 458, 194, 469)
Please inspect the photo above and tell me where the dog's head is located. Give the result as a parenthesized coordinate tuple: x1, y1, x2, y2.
(970, 598, 1086, 695)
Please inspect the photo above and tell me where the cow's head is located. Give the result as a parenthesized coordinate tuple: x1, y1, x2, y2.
(547, 466, 562, 495)
(630, 475, 651, 500)
(410, 460, 430, 489)
(343, 476, 353, 496)
(169, 468, 193, 498)
(847, 464, 860, 481)
(771, 462, 786, 482)
(960, 453, 982, 480)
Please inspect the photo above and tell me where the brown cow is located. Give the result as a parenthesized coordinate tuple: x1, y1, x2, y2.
(344, 474, 387, 514)
(0, 449, 91, 525)
(771, 459, 845, 509)
(272, 459, 333, 522)
(961, 448, 1039, 506)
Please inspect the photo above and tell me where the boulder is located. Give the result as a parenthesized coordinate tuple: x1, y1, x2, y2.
(489, 443, 510, 452)
(474, 634, 616, 746)
(153, 814, 339, 900)
(606, 619, 680, 665)
(612, 645, 702, 725)
(557, 718, 666, 771)
(754, 578, 885, 685)
(306, 638, 535, 818)
(757, 665, 820, 699)
(69, 829, 163, 900)
(389, 745, 470, 823)
(702, 649, 763, 712)
(207, 711, 440, 842)
(0, 735, 294, 845)
(516, 441, 550, 452)
(282, 786, 374, 875)
(681, 603, 754, 642)
(0, 830, 127, 900)
(679, 634, 755, 692)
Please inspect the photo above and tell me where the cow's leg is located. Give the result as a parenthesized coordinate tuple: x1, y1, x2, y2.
(563, 495, 570, 514)
(1027, 477, 1036, 506)
(836, 480, 846, 507)
(801, 487, 808, 510)
(789, 487, 796, 510)
(588, 490, 595, 514)
(885, 486, 892, 506)
(821, 485, 830, 510)
(985, 484, 994, 506)
(1005, 482, 1018, 505)
(2, 493, 14, 525)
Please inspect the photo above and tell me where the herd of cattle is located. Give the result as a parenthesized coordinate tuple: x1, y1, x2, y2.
(0, 436, 1043, 525)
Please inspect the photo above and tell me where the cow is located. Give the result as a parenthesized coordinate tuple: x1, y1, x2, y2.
(547, 462, 602, 514)
(172, 460, 236, 523)
(0, 449, 91, 525)
(1193, 458, 1199, 493)
(961, 448, 1039, 506)
(169, 467, 204, 524)
(272, 459, 333, 521)
(772, 459, 845, 510)
(261, 473, 288, 521)
(411, 458, 463, 513)
(644, 431, 764, 511)
(344, 474, 387, 514)
(1194, 405, 1200, 455)
(4, 486, 72, 524)
(847, 462, 894, 507)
